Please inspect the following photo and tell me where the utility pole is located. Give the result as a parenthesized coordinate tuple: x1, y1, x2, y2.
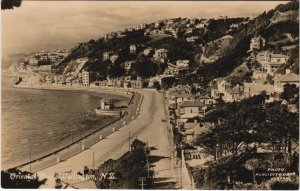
(29, 147, 32, 172)
(93, 152, 95, 169)
(129, 132, 131, 152)
(138, 177, 146, 190)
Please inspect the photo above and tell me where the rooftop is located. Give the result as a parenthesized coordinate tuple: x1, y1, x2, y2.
(277, 73, 299, 83)
(180, 101, 205, 107)
(244, 83, 275, 94)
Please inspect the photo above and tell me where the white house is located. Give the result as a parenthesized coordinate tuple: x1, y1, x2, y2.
(176, 60, 190, 69)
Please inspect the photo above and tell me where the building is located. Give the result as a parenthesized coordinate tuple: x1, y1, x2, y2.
(143, 47, 153, 56)
(103, 52, 113, 61)
(28, 57, 39, 66)
(153, 49, 168, 61)
(34, 65, 52, 73)
(210, 78, 231, 99)
(186, 36, 200, 43)
(175, 93, 194, 105)
(195, 23, 205, 29)
(274, 70, 299, 92)
(256, 51, 289, 74)
(129, 45, 137, 54)
(176, 60, 190, 69)
(210, 79, 244, 102)
(243, 83, 275, 98)
(179, 101, 206, 117)
(195, 95, 216, 105)
(123, 61, 134, 72)
(81, 70, 96, 86)
(110, 54, 119, 63)
(250, 36, 265, 51)
(100, 98, 114, 110)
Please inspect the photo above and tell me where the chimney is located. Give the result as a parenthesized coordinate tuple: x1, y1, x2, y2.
(285, 68, 291, 75)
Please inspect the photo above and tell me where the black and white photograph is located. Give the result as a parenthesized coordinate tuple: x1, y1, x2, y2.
(1, 0, 299, 189)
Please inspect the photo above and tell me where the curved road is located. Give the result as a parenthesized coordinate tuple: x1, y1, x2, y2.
(35, 89, 176, 189)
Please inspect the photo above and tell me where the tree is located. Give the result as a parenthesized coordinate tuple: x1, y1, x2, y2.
(108, 63, 125, 78)
(1, 0, 22, 10)
(280, 84, 299, 104)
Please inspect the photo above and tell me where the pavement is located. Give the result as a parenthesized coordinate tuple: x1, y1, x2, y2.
(31, 89, 177, 189)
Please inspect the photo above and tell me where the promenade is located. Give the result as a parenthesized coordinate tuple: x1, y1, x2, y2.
(23, 89, 177, 189)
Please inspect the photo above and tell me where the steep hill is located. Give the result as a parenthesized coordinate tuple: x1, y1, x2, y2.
(196, 1, 299, 86)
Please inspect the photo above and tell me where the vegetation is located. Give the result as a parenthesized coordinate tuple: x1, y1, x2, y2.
(94, 139, 152, 189)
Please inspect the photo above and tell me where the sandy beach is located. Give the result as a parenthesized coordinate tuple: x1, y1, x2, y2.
(13, 84, 133, 101)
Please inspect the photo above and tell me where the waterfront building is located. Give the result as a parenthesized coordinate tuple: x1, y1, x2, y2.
(81, 70, 96, 86)
(100, 98, 114, 110)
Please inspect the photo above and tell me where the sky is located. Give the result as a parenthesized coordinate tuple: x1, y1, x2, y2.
(2, 1, 287, 56)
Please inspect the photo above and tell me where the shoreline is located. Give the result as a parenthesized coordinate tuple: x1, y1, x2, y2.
(13, 84, 133, 101)
(3, 84, 138, 171)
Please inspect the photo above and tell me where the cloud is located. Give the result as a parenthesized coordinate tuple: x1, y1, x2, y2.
(1, 0, 22, 10)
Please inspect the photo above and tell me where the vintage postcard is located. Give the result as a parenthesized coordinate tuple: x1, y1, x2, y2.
(1, 0, 299, 189)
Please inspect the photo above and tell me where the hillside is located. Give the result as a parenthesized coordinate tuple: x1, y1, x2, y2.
(9, 1, 298, 85)
(195, 1, 299, 86)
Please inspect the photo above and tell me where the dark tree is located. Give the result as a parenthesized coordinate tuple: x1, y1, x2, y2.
(1, 0, 22, 10)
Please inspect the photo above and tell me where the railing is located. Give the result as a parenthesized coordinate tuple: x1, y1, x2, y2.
(12, 92, 138, 171)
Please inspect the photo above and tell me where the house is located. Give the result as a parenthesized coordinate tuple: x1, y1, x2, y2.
(140, 23, 147, 29)
(34, 65, 52, 73)
(99, 98, 114, 110)
(195, 23, 205, 29)
(186, 36, 199, 43)
(210, 78, 231, 99)
(179, 101, 205, 116)
(244, 83, 275, 98)
(136, 80, 143, 89)
(103, 52, 113, 61)
(185, 28, 193, 34)
(256, 51, 289, 74)
(250, 36, 265, 51)
(195, 95, 216, 105)
(123, 61, 134, 72)
(28, 57, 39, 66)
(99, 81, 107, 86)
(153, 49, 168, 60)
(110, 54, 119, 63)
(129, 45, 137, 54)
(175, 93, 194, 105)
(224, 84, 244, 102)
(210, 78, 244, 102)
(176, 60, 189, 69)
(143, 47, 153, 56)
(274, 70, 299, 92)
